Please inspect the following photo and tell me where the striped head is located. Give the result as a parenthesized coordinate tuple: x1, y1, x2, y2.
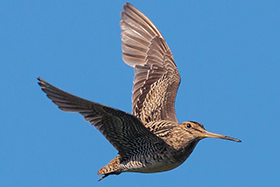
(180, 121, 241, 142)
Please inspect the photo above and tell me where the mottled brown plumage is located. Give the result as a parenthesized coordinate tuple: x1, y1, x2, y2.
(38, 3, 241, 181)
(121, 4, 180, 124)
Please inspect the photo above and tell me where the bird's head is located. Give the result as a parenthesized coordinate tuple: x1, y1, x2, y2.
(180, 121, 241, 142)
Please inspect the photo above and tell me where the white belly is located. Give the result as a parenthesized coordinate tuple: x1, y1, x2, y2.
(122, 158, 186, 173)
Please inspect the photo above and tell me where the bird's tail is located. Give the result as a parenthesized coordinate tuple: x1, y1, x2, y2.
(97, 155, 122, 181)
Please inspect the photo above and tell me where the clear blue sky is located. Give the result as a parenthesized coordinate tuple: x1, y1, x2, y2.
(1, 1, 279, 186)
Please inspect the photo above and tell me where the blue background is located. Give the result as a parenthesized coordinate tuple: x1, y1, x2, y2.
(1, 1, 279, 186)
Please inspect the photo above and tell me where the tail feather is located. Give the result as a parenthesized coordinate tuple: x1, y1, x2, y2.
(97, 156, 122, 181)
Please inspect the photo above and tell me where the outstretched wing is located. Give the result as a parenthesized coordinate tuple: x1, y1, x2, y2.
(121, 3, 181, 124)
(38, 78, 166, 160)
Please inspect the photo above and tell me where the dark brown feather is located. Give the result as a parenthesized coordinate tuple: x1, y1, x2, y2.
(38, 78, 166, 160)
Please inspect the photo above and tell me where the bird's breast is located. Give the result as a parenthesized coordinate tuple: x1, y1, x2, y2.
(123, 146, 195, 173)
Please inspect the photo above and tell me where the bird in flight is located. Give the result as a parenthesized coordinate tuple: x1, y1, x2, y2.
(38, 2, 241, 181)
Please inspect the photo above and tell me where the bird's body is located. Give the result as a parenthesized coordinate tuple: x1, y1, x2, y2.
(98, 121, 200, 175)
(38, 3, 241, 181)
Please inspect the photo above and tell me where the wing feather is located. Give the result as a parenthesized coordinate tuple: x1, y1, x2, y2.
(38, 78, 166, 160)
(121, 3, 181, 124)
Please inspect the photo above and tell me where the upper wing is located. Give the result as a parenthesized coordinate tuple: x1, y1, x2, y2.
(121, 3, 181, 124)
(38, 78, 166, 160)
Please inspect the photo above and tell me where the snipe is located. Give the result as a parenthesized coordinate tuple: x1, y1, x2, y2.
(38, 3, 241, 181)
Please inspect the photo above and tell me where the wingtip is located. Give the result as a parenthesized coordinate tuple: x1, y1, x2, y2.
(123, 2, 135, 11)
(124, 2, 132, 7)
(37, 77, 46, 87)
(37, 77, 42, 86)
(37, 77, 50, 89)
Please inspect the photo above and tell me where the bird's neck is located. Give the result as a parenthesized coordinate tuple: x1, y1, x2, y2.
(173, 139, 200, 162)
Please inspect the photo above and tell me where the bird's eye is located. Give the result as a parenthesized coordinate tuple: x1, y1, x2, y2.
(187, 123, 192, 128)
